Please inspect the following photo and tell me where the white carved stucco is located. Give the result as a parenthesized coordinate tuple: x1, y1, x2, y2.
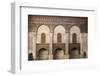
(70, 26, 81, 43)
(54, 25, 66, 43)
(37, 25, 50, 43)
(28, 25, 88, 59)
(28, 32, 33, 51)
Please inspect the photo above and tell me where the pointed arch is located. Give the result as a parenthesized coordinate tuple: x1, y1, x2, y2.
(70, 26, 81, 43)
(37, 25, 50, 43)
(70, 26, 80, 33)
(54, 25, 66, 43)
(54, 25, 66, 33)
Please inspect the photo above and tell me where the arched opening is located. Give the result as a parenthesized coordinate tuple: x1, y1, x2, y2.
(57, 33, 62, 43)
(54, 25, 66, 43)
(37, 48, 49, 60)
(37, 25, 50, 43)
(70, 48, 80, 58)
(41, 33, 46, 43)
(72, 33, 77, 43)
(70, 26, 80, 43)
(54, 48, 64, 59)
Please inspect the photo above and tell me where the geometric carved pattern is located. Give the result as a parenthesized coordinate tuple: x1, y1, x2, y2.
(28, 15, 88, 61)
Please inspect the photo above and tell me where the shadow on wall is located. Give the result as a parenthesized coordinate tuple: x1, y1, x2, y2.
(53, 48, 65, 59)
(28, 50, 87, 61)
(28, 53, 33, 61)
(37, 48, 49, 60)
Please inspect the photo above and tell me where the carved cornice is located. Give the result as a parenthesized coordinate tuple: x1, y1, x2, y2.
(29, 15, 87, 24)
(28, 15, 88, 33)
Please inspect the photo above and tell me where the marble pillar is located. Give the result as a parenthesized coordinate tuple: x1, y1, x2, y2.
(49, 32, 53, 59)
(65, 32, 69, 59)
(81, 33, 88, 57)
(32, 32, 36, 60)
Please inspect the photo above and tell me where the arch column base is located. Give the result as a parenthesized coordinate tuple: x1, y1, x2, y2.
(48, 54, 53, 59)
(64, 54, 69, 59)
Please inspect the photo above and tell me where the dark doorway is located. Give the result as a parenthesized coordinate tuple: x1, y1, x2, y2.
(37, 48, 49, 60)
(54, 48, 64, 59)
(28, 53, 34, 61)
(70, 48, 80, 58)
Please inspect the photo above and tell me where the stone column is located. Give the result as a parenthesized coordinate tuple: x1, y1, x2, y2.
(49, 32, 53, 59)
(80, 33, 83, 57)
(32, 32, 36, 60)
(28, 32, 34, 58)
(81, 33, 88, 58)
(65, 32, 69, 59)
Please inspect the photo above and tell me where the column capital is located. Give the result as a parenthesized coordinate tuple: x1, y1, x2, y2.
(50, 31, 53, 33)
